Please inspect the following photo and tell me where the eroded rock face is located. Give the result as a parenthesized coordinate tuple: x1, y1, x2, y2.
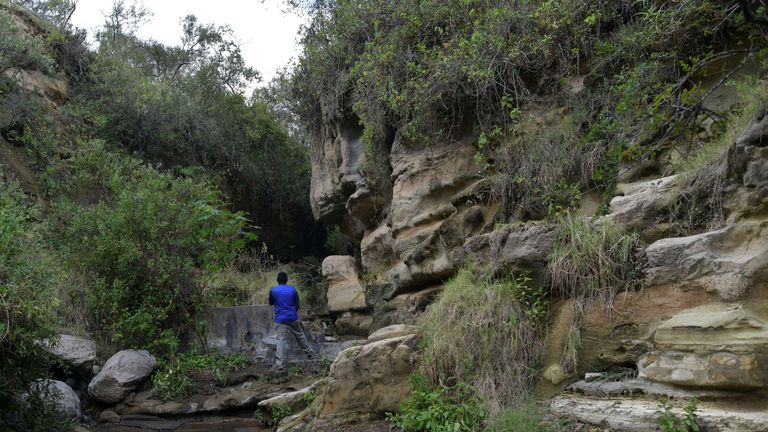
(370, 286, 440, 332)
(334, 312, 372, 337)
(461, 223, 555, 281)
(311, 124, 494, 295)
(319, 334, 419, 419)
(48, 334, 96, 375)
(310, 120, 369, 238)
(322, 256, 366, 312)
(602, 175, 679, 241)
(724, 108, 768, 222)
(368, 324, 418, 343)
(645, 221, 768, 300)
(88, 350, 157, 404)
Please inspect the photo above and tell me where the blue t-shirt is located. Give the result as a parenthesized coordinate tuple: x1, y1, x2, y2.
(268, 284, 300, 324)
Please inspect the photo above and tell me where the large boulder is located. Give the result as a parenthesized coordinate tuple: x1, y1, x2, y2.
(48, 334, 96, 375)
(30, 379, 81, 420)
(322, 255, 366, 312)
(319, 333, 419, 419)
(88, 349, 157, 404)
(645, 221, 768, 300)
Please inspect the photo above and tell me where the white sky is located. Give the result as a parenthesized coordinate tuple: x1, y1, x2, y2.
(70, 0, 306, 86)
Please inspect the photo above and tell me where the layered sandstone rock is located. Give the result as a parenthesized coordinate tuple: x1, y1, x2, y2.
(322, 256, 366, 312)
(319, 333, 419, 419)
(645, 221, 768, 301)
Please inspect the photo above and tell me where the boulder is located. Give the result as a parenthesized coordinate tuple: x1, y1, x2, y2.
(322, 256, 366, 312)
(370, 286, 440, 332)
(88, 349, 157, 404)
(319, 334, 419, 419)
(334, 312, 373, 337)
(461, 223, 555, 281)
(31, 379, 81, 420)
(48, 334, 96, 375)
(638, 350, 764, 390)
(645, 221, 768, 300)
(367, 324, 418, 343)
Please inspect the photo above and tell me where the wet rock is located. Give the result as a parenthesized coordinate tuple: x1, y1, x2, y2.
(319, 334, 419, 419)
(645, 221, 768, 300)
(48, 334, 96, 375)
(276, 408, 313, 432)
(323, 256, 366, 312)
(88, 350, 157, 404)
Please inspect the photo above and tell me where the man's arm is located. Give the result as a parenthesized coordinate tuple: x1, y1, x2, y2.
(268, 288, 274, 306)
(294, 289, 300, 311)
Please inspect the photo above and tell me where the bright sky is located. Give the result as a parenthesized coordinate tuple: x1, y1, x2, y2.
(70, 0, 306, 86)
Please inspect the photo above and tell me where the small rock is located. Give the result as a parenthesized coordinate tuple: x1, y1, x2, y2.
(584, 372, 604, 382)
(98, 409, 120, 423)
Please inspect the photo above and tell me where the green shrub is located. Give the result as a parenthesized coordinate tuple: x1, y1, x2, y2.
(485, 401, 568, 432)
(50, 140, 250, 355)
(0, 178, 71, 431)
(419, 268, 547, 412)
(389, 374, 487, 432)
(657, 398, 700, 432)
(152, 352, 251, 400)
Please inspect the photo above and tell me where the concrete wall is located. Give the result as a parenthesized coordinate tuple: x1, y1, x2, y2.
(205, 305, 363, 365)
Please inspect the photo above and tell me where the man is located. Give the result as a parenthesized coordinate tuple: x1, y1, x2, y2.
(268, 272, 318, 370)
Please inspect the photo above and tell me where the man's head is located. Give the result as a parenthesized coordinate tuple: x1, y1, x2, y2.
(277, 272, 288, 284)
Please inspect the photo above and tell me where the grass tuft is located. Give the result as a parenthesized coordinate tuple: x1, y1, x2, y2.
(419, 268, 547, 413)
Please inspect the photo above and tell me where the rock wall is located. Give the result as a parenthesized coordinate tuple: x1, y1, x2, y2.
(311, 102, 768, 429)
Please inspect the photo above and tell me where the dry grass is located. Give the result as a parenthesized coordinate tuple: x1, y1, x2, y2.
(547, 214, 644, 373)
(419, 268, 546, 413)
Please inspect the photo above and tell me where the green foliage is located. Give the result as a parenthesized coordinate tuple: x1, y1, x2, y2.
(292, 0, 764, 221)
(389, 374, 487, 432)
(0, 178, 71, 431)
(419, 268, 546, 412)
(270, 402, 293, 425)
(0, 5, 52, 76)
(152, 352, 250, 400)
(49, 140, 250, 354)
(71, 10, 320, 258)
(657, 398, 700, 432)
(484, 401, 568, 432)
